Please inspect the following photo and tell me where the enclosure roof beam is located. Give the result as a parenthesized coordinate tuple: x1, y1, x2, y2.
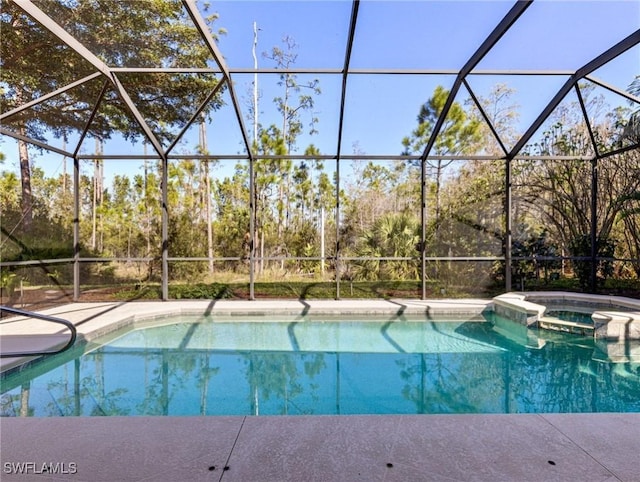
(460, 1, 533, 78)
(463, 78, 509, 156)
(72, 153, 594, 161)
(72, 80, 110, 158)
(0, 72, 102, 121)
(598, 141, 640, 160)
(419, 0, 532, 163)
(15, 0, 168, 158)
(182, 0, 229, 76)
(584, 75, 640, 105)
(182, 0, 254, 159)
(13, 0, 112, 78)
(110, 76, 166, 158)
(335, 0, 360, 160)
(0, 127, 73, 157)
(508, 29, 640, 158)
(165, 77, 227, 156)
(575, 84, 601, 159)
(227, 68, 577, 75)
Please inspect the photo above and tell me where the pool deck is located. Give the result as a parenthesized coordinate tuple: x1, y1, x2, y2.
(1, 300, 640, 481)
(1, 413, 639, 481)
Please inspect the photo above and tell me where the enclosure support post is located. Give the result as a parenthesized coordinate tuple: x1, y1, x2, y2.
(69, 81, 108, 302)
(335, 157, 341, 300)
(332, 0, 359, 300)
(161, 154, 169, 301)
(249, 156, 255, 300)
(576, 83, 602, 294)
(421, 157, 427, 300)
(73, 155, 80, 301)
(590, 157, 598, 292)
(505, 157, 513, 292)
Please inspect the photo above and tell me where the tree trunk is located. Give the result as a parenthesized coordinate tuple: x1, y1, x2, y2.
(278, 178, 284, 238)
(91, 160, 98, 251)
(320, 205, 325, 277)
(62, 138, 67, 195)
(18, 136, 32, 232)
(433, 160, 444, 278)
(143, 146, 152, 271)
(199, 119, 214, 275)
(260, 229, 265, 274)
(435, 160, 443, 231)
(91, 143, 103, 252)
(14, 45, 32, 232)
(206, 161, 213, 274)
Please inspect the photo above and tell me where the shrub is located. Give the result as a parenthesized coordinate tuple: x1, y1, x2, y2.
(568, 234, 615, 290)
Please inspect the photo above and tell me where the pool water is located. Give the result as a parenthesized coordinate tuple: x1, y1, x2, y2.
(2, 315, 639, 416)
(545, 310, 594, 324)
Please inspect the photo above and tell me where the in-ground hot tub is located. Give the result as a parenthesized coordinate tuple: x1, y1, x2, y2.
(493, 292, 640, 341)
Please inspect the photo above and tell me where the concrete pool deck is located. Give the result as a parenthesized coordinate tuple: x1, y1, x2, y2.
(1, 300, 640, 481)
(1, 413, 639, 481)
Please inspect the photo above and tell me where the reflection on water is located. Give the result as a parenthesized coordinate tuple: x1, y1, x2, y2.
(2, 317, 639, 416)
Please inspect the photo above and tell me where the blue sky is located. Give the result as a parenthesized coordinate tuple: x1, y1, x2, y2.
(207, 0, 639, 157)
(1, 0, 638, 182)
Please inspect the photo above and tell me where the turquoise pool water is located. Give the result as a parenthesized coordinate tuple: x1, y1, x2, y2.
(2, 314, 639, 416)
(545, 310, 594, 324)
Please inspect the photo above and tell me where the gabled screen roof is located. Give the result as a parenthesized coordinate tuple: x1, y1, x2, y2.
(1, 0, 639, 161)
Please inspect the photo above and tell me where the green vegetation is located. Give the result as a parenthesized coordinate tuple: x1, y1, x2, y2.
(1, 4, 639, 303)
(113, 280, 442, 301)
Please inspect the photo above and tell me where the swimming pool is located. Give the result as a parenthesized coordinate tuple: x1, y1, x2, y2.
(2, 314, 639, 416)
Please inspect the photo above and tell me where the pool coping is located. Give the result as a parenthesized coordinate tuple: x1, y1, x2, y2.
(1, 298, 492, 374)
(3, 293, 640, 374)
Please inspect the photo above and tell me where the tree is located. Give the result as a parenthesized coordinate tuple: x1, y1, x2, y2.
(568, 234, 615, 289)
(623, 75, 640, 144)
(620, 76, 640, 276)
(468, 83, 520, 156)
(212, 163, 250, 270)
(618, 188, 640, 277)
(518, 83, 640, 289)
(402, 86, 482, 244)
(248, 36, 322, 274)
(402, 86, 483, 156)
(283, 145, 335, 276)
(197, 118, 216, 275)
(400, 85, 483, 287)
(263, 36, 320, 154)
(0, 0, 225, 231)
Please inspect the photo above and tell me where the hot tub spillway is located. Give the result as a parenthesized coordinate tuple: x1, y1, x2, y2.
(538, 310, 594, 336)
